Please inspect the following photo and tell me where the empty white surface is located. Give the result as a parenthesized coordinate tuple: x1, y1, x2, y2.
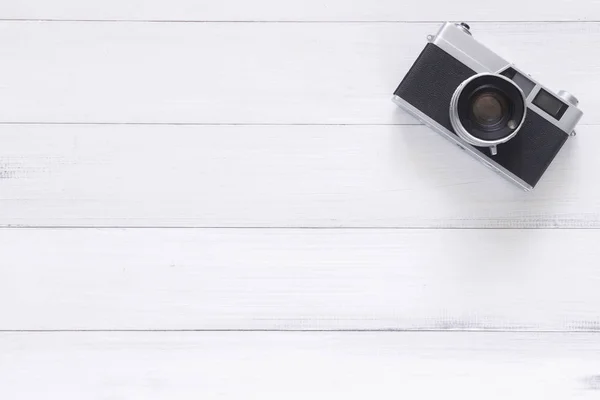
(0, 124, 599, 227)
(0, 22, 597, 124)
(1, 332, 600, 399)
(1, 0, 598, 21)
(1, 228, 599, 331)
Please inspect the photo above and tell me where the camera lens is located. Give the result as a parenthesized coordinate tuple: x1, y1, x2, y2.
(450, 73, 526, 149)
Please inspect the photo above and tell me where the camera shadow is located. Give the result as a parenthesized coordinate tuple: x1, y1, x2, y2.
(389, 106, 580, 230)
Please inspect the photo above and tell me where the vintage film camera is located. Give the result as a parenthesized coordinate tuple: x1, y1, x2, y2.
(393, 22, 583, 190)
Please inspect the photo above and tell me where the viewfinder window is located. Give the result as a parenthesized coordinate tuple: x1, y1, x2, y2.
(533, 89, 568, 120)
(500, 67, 535, 97)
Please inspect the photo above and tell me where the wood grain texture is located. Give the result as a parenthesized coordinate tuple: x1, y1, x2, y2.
(1, 332, 600, 399)
(1, 1, 599, 396)
(0, 22, 597, 124)
(0, 124, 598, 228)
(1, 0, 599, 21)
(1, 228, 600, 330)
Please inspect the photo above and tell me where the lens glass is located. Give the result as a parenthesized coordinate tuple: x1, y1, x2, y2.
(454, 75, 526, 142)
(471, 92, 506, 127)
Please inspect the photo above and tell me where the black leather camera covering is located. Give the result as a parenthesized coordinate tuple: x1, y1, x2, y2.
(394, 43, 568, 188)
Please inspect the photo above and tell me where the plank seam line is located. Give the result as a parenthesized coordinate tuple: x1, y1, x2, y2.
(0, 19, 598, 23)
(0, 329, 599, 333)
(0, 122, 424, 127)
(0, 227, 599, 230)
(0, 122, 598, 127)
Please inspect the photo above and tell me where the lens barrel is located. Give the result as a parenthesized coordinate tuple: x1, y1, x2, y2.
(449, 73, 527, 153)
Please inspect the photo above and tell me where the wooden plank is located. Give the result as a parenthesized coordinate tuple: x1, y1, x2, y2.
(0, 22, 597, 124)
(0, 0, 598, 21)
(1, 332, 600, 398)
(1, 228, 600, 330)
(0, 124, 599, 228)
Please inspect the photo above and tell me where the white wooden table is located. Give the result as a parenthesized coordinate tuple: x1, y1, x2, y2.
(1, 1, 600, 398)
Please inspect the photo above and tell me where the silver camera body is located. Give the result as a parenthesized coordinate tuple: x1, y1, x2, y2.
(392, 22, 584, 190)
